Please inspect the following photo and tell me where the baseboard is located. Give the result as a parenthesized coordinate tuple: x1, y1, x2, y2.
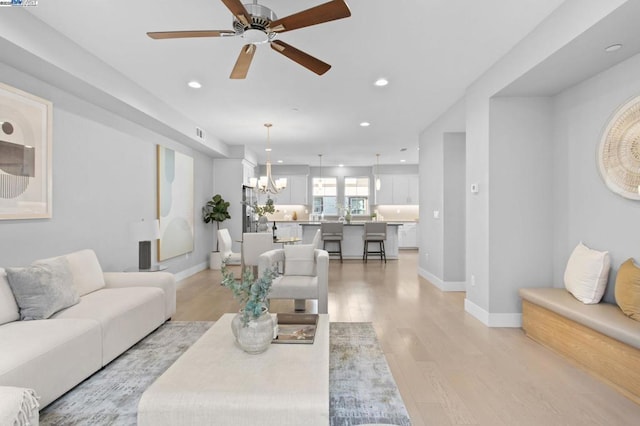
(174, 261, 208, 285)
(418, 268, 467, 292)
(464, 298, 522, 328)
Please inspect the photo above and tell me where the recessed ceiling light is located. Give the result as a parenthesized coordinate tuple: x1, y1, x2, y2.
(187, 80, 202, 89)
(374, 78, 389, 87)
(605, 44, 622, 52)
(400, 159, 406, 163)
(338, 164, 344, 167)
(277, 160, 283, 163)
(265, 148, 272, 152)
(360, 122, 371, 127)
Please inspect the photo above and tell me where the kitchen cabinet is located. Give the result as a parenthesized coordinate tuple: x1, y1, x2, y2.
(375, 175, 419, 205)
(398, 222, 418, 248)
(260, 175, 308, 205)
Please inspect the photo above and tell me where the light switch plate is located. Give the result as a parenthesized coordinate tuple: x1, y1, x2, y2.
(433, 210, 440, 219)
(470, 183, 479, 194)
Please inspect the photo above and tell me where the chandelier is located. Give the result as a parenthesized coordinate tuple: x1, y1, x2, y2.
(250, 123, 287, 194)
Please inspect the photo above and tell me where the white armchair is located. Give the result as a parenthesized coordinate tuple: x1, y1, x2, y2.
(258, 246, 329, 314)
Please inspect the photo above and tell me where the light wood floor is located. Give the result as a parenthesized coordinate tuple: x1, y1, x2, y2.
(173, 251, 640, 425)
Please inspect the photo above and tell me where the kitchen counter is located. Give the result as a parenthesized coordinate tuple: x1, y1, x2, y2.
(300, 222, 399, 260)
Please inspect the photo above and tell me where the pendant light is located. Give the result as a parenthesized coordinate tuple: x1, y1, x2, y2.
(375, 153, 381, 191)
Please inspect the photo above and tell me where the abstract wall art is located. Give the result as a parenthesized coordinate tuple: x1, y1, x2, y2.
(157, 145, 194, 261)
(0, 82, 52, 219)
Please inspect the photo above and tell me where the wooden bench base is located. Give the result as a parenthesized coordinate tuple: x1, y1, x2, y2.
(522, 300, 640, 405)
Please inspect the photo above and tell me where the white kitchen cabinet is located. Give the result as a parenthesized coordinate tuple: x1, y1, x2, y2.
(274, 222, 301, 239)
(375, 175, 419, 205)
(374, 175, 394, 205)
(398, 222, 418, 248)
(266, 175, 308, 205)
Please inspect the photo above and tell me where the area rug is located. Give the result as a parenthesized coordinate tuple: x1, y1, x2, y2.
(40, 321, 410, 426)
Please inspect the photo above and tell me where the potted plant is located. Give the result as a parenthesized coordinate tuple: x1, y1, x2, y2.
(221, 263, 277, 354)
(202, 194, 231, 270)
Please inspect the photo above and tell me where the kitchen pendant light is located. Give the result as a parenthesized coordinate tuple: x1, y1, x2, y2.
(375, 153, 381, 191)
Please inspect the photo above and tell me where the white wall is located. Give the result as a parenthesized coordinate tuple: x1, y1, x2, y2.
(0, 62, 213, 274)
(443, 133, 466, 283)
(552, 52, 640, 304)
(488, 97, 554, 313)
(463, 0, 628, 324)
(418, 100, 465, 287)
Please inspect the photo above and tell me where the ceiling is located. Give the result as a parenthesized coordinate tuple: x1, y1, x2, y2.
(25, 0, 566, 167)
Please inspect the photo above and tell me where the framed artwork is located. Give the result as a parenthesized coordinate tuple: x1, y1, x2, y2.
(157, 145, 194, 261)
(598, 95, 640, 200)
(0, 82, 52, 219)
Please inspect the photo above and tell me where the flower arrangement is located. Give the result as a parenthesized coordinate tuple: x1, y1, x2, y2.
(221, 263, 277, 326)
(253, 197, 277, 217)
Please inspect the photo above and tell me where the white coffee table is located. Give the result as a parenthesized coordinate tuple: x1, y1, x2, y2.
(138, 314, 329, 426)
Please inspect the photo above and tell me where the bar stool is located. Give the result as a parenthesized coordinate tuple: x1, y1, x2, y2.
(321, 222, 343, 263)
(363, 222, 387, 263)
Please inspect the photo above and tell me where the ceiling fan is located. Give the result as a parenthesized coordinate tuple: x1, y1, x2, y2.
(147, 0, 351, 79)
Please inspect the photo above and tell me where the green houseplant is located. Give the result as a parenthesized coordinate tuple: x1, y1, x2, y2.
(202, 194, 231, 269)
(222, 263, 277, 354)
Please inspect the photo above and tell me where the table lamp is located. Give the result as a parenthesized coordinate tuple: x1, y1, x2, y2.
(130, 219, 161, 270)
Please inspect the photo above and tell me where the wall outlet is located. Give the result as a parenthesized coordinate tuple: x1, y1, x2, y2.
(471, 274, 476, 286)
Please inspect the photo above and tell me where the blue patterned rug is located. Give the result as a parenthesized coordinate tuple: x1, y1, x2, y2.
(40, 321, 410, 425)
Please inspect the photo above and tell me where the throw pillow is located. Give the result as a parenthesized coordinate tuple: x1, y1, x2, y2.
(5, 257, 80, 320)
(564, 242, 610, 304)
(615, 258, 640, 321)
(284, 244, 316, 276)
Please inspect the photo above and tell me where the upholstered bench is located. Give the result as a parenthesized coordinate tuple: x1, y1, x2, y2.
(519, 287, 640, 404)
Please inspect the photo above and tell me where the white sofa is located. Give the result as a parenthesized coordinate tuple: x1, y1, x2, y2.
(0, 249, 176, 412)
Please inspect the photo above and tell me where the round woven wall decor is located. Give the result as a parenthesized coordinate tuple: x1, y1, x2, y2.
(598, 95, 640, 200)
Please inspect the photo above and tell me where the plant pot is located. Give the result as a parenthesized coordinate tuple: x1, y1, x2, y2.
(209, 251, 222, 270)
(231, 309, 274, 354)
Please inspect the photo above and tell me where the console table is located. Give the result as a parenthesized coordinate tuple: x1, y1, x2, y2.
(138, 314, 329, 425)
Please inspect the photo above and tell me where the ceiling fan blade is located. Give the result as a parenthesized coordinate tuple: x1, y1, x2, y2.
(267, 0, 351, 33)
(230, 44, 257, 79)
(147, 30, 235, 39)
(270, 40, 331, 76)
(221, 0, 252, 27)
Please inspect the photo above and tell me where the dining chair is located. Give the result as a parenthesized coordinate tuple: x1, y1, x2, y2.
(242, 232, 274, 277)
(362, 222, 387, 263)
(218, 228, 241, 265)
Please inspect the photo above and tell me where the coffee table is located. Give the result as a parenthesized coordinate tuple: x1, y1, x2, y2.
(138, 314, 329, 425)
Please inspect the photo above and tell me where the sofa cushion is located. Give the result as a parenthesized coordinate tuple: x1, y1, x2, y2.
(52, 287, 165, 365)
(0, 269, 19, 326)
(564, 242, 610, 304)
(38, 249, 106, 297)
(615, 258, 640, 321)
(269, 275, 319, 300)
(284, 244, 315, 276)
(0, 318, 102, 408)
(5, 257, 80, 320)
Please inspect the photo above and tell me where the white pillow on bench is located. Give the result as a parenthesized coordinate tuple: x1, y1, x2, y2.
(564, 242, 610, 304)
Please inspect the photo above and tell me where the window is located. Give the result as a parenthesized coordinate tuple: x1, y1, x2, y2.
(312, 177, 337, 215)
(344, 177, 369, 215)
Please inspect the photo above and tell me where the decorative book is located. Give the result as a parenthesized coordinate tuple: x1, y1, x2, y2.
(272, 313, 319, 344)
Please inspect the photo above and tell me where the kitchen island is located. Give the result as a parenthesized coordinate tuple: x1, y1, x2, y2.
(300, 222, 400, 260)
